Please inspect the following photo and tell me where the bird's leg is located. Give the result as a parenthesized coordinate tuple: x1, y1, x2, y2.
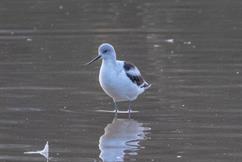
(113, 101, 118, 117)
(128, 101, 132, 119)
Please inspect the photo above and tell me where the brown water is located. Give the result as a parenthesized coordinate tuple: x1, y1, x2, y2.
(0, 0, 242, 162)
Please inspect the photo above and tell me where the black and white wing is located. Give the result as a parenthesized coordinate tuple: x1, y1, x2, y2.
(123, 61, 150, 89)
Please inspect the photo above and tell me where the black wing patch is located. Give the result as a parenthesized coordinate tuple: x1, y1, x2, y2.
(124, 62, 145, 86)
(126, 73, 144, 86)
(123, 61, 135, 71)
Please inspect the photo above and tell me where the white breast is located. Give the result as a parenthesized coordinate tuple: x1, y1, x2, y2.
(99, 61, 140, 102)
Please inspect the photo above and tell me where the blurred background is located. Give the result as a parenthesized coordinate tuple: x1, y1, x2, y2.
(0, 0, 242, 162)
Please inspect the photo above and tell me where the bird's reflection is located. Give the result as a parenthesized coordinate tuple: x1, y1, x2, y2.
(99, 117, 150, 162)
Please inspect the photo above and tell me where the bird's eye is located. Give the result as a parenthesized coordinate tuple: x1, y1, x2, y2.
(103, 49, 108, 53)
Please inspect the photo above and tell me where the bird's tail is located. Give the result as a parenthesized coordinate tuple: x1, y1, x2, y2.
(144, 83, 151, 90)
(141, 82, 151, 90)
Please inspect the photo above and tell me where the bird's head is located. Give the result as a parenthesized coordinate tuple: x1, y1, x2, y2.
(85, 43, 116, 65)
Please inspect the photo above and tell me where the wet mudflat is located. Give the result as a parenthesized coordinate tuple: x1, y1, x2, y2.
(0, 0, 242, 162)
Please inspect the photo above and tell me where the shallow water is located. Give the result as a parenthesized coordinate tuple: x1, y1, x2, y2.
(0, 0, 242, 162)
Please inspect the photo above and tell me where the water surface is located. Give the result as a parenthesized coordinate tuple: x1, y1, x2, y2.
(0, 0, 242, 162)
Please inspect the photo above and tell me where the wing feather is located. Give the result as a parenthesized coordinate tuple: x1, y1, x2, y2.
(123, 61, 148, 87)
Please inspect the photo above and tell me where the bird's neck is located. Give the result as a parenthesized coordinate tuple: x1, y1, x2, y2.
(102, 58, 116, 67)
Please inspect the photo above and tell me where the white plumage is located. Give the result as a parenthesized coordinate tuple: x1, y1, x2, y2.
(86, 43, 151, 114)
(99, 60, 146, 102)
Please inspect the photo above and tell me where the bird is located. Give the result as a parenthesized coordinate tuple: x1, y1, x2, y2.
(85, 43, 151, 116)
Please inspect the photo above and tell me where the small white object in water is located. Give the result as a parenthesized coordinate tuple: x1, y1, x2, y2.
(177, 155, 182, 158)
(236, 71, 239, 74)
(165, 39, 174, 43)
(153, 44, 160, 48)
(24, 141, 49, 160)
(184, 41, 192, 45)
(26, 38, 32, 42)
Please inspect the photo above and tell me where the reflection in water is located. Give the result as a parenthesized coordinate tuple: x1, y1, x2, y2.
(99, 117, 150, 162)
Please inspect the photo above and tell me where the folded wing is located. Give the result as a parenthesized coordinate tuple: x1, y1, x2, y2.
(123, 61, 150, 88)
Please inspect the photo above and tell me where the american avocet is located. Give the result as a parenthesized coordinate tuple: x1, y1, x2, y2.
(86, 43, 151, 116)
